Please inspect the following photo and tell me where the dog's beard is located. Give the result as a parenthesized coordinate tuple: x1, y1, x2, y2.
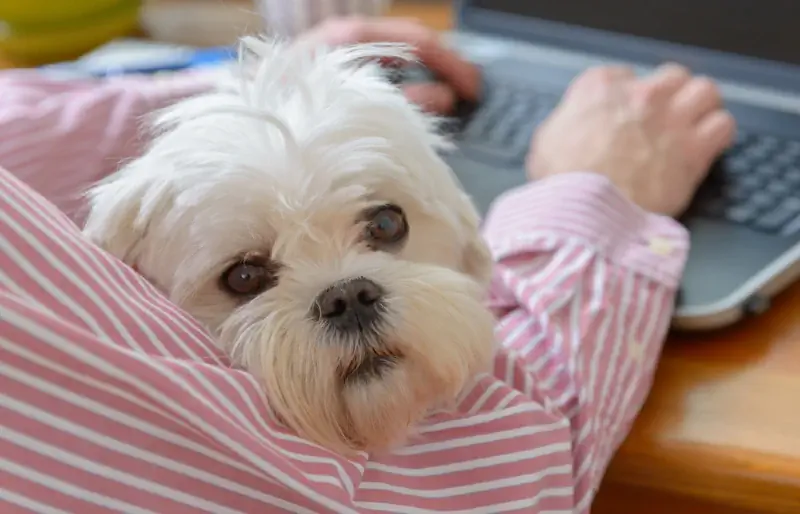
(217, 262, 496, 455)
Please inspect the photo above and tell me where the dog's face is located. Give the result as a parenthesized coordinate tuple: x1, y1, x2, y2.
(84, 39, 496, 454)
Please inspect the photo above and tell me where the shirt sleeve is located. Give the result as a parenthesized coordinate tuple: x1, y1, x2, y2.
(0, 69, 218, 222)
(481, 171, 690, 509)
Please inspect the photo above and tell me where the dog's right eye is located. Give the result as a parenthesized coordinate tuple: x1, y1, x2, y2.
(220, 259, 277, 297)
(364, 204, 408, 249)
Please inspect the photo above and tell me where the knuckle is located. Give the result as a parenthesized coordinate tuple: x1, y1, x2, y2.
(694, 76, 719, 97)
(637, 82, 661, 103)
(570, 67, 606, 89)
(599, 65, 632, 80)
(585, 66, 613, 81)
(662, 62, 690, 77)
(577, 65, 633, 91)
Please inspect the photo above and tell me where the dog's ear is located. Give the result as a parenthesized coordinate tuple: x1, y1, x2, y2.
(454, 192, 493, 287)
(83, 162, 174, 267)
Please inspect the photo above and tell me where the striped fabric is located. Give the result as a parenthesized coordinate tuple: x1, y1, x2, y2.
(0, 71, 689, 513)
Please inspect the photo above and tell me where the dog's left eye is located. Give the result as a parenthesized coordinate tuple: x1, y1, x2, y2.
(365, 205, 408, 247)
(221, 259, 277, 297)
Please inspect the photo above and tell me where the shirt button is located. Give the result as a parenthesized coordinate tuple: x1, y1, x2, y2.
(629, 340, 645, 361)
(647, 237, 674, 256)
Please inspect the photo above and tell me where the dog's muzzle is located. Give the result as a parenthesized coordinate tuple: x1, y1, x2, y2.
(312, 278, 385, 335)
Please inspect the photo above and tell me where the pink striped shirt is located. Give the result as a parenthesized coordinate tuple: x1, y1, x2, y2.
(0, 70, 689, 513)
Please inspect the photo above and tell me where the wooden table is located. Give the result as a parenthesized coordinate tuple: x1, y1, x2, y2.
(390, 3, 800, 513)
(593, 284, 800, 514)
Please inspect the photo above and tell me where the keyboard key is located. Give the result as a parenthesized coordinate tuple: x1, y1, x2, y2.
(785, 167, 800, 185)
(766, 181, 789, 197)
(747, 146, 772, 160)
(726, 157, 751, 173)
(750, 191, 774, 207)
(776, 150, 799, 166)
(782, 213, 800, 236)
(725, 205, 757, 224)
(760, 135, 780, 148)
(458, 87, 557, 166)
(755, 163, 781, 178)
(755, 197, 800, 231)
(734, 131, 752, 146)
(738, 174, 763, 189)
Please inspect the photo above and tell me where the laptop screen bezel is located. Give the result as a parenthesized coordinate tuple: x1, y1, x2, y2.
(454, 0, 800, 94)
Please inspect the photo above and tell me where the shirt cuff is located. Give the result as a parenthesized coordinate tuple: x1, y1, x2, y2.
(481, 172, 690, 289)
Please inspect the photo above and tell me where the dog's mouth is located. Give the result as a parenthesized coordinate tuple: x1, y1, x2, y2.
(340, 350, 403, 385)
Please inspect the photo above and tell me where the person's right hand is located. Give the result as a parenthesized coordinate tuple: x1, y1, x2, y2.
(298, 16, 481, 115)
(527, 64, 736, 217)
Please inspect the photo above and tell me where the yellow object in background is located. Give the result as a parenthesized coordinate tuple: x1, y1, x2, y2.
(0, 0, 141, 66)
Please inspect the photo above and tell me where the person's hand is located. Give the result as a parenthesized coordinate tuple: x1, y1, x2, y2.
(299, 16, 481, 114)
(527, 64, 736, 217)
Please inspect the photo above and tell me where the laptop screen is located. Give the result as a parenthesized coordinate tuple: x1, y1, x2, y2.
(470, 0, 800, 67)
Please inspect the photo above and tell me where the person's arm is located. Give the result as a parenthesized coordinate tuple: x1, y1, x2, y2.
(482, 171, 689, 509)
(0, 70, 218, 221)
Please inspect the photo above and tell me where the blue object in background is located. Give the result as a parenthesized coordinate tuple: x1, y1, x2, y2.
(92, 46, 237, 76)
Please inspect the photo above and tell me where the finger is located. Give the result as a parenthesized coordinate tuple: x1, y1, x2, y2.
(326, 17, 482, 101)
(672, 76, 723, 122)
(403, 83, 457, 114)
(638, 62, 691, 101)
(694, 110, 737, 165)
(602, 65, 637, 80)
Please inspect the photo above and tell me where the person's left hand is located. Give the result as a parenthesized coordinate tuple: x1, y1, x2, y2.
(299, 16, 481, 114)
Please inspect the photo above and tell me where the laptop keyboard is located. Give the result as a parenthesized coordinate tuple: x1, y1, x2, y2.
(456, 84, 558, 167)
(691, 132, 800, 236)
(453, 85, 800, 237)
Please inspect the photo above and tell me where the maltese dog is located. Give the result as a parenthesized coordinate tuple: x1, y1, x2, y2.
(83, 38, 496, 455)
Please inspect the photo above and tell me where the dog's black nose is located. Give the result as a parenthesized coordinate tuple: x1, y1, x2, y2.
(315, 278, 384, 332)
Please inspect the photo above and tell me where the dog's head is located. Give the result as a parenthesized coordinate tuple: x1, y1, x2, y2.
(84, 38, 495, 454)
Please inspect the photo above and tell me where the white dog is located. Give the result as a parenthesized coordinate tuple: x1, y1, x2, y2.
(84, 38, 496, 455)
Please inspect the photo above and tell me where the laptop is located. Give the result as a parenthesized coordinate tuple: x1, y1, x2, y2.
(423, 0, 800, 331)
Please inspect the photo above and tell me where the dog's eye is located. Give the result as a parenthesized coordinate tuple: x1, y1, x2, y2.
(221, 259, 277, 297)
(365, 205, 408, 246)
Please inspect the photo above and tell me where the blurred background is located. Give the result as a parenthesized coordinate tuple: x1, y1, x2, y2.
(0, 0, 447, 70)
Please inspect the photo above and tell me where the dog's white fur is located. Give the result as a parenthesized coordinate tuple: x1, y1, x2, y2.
(84, 38, 496, 454)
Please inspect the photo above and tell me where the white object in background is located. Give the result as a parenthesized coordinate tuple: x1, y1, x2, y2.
(141, 1, 264, 47)
(77, 39, 195, 68)
(257, 0, 392, 38)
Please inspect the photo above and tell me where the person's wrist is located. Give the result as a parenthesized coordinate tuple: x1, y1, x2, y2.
(601, 179, 640, 210)
(527, 165, 671, 219)
(486, 171, 691, 288)
(579, 172, 665, 218)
